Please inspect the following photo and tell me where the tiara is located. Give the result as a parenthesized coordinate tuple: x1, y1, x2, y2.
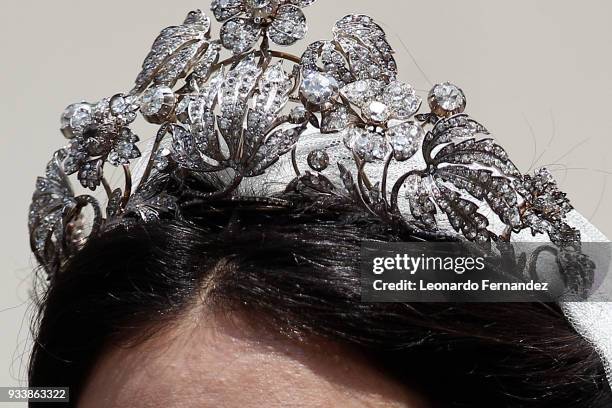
(29, 0, 585, 278)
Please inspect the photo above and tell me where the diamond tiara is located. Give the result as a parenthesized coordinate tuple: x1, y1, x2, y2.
(30, 0, 583, 278)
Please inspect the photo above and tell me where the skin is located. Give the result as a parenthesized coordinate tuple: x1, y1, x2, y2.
(79, 308, 428, 408)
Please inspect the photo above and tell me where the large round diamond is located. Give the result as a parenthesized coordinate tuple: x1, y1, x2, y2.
(141, 86, 176, 124)
(301, 72, 339, 105)
(60, 103, 93, 139)
(429, 82, 466, 116)
(363, 101, 390, 123)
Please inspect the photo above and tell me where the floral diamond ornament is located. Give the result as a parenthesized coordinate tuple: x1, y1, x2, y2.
(516, 168, 580, 247)
(29, 4, 590, 283)
(339, 79, 424, 162)
(212, 0, 315, 54)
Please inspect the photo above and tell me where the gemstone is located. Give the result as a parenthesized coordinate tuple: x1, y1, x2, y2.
(344, 127, 388, 161)
(142, 87, 166, 115)
(154, 148, 172, 171)
(404, 174, 422, 197)
(387, 122, 424, 161)
(333, 15, 398, 83)
(211, 0, 243, 21)
(175, 96, 191, 124)
(255, 63, 292, 115)
(188, 97, 206, 122)
(268, 5, 307, 46)
(352, 132, 371, 156)
(300, 71, 339, 105)
(307, 149, 329, 171)
(292, 0, 316, 5)
(109, 94, 139, 124)
(108, 128, 141, 167)
(383, 81, 422, 119)
(247, 0, 278, 20)
(109, 94, 128, 115)
(343, 126, 364, 149)
(290, 105, 307, 123)
(77, 159, 103, 191)
(363, 101, 390, 123)
(428, 82, 466, 116)
(246, 0, 272, 8)
(141, 86, 176, 124)
(340, 79, 384, 107)
(321, 105, 350, 132)
(60, 103, 92, 139)
(220, 18, 261, 54)
(369, 135, 389, 160)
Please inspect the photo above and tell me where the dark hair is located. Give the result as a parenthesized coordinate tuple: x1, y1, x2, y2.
(29, 194, 612, 407)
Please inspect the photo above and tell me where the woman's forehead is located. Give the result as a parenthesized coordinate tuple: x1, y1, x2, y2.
(78, 311, 426, 408)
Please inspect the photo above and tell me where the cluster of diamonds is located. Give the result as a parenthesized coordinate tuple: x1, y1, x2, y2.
(29, 0, 582, 277)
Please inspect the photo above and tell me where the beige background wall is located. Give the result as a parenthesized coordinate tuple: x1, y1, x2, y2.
(1, 0, 611, 399)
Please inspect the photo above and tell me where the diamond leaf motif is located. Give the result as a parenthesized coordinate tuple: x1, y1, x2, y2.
(190, 42, 222, 87)
(211, 0, 243, 22)
(253, 63, 292, 116)
(300, 41, 353, 86)
(435, 166, 521, 228)
(126, 174, 178, 222)
(106, 188, 124, 218)
(337, 162, 360, 201)
(548, 221, 581, 248)
(217, 55, 262, 157)
(153, 41, 205, 87)
(170, 124, 219, 172)
(332, 14, 397, 83)
(557, 248, 594, 296)
(190, 69, 225, 114)
(432, 138, 521, 178)
(404, 176, 437, 229)
(245, 63, 292, 155)
(245, 110, 275, 160)
(295, 172, 336, 195)
(196, 112, 224, 163)
(423, 114, 489, 155)
(516, 168, 579, 247)
(135, 10, 211, 91)
(221, 17, 261, 54)
(269, 5, 308, 46)
(29, 150, 78, 276)
(434, 185, 491, 243)
(248, 123, 308, 176)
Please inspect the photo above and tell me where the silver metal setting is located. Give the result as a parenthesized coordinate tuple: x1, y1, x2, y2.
(30, 2, 585, 281)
